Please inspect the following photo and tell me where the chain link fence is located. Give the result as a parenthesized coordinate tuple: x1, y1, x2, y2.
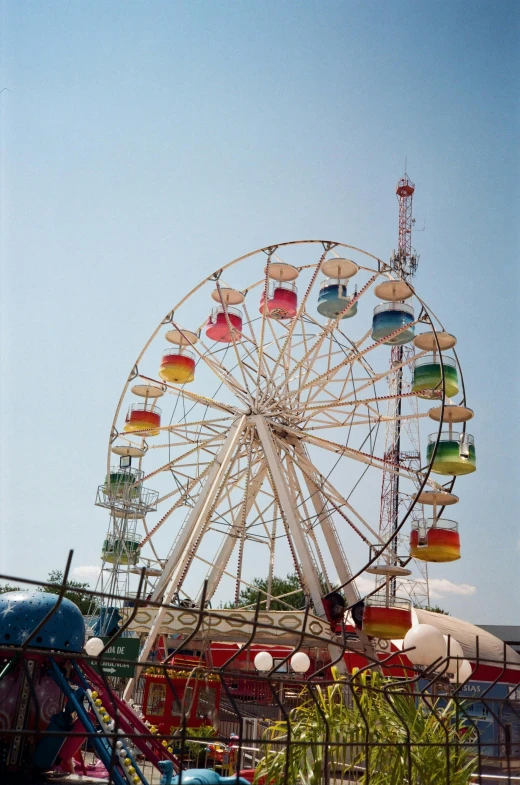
(0, 560, 519, 784)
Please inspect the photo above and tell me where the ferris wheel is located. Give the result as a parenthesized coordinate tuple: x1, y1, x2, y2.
(95, 239, 476, 651)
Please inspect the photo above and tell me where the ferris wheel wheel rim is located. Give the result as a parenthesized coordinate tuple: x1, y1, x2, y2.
(101, 238, 466, 611)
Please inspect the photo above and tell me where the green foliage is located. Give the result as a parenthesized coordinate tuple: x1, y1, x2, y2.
(224, 572, 306, 610)
(39, 570, 99, 615)
(255, 668, 477, 785)
(180, 725, 217, 766)
(0, 583, 20, 594)
(422, 605, 450, 615)
(223, 571, 330, 611)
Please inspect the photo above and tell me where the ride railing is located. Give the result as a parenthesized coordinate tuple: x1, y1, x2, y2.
(0, 554, 519, 784)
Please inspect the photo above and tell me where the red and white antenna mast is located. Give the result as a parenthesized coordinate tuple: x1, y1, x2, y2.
(392, 170, 418, 279)
(378, 170, 429, 606)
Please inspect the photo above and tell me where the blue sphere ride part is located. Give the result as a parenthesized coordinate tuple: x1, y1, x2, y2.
(0, 590, 85, 652)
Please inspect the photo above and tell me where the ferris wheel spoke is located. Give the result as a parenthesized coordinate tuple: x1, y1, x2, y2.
(286, 268, 381, 399)
(210, 281, 259, 399)
(295, 449, 360, 604)
(261, 319, 322, 407)
(281, 317, 422, 409)
(140, 432, 229, 483)
(156, 425, 232, 449)
(325, 348, 427, 407)
(303, 388, 423, 418)
(257, 246, 329, 407)
(303, 408, 431, 431)
(281, 316, 422, 412)
(283, 425, 425, 485)
(253, 250, 278, 407)
(285, 441, 401, 559)
(204, 455, 269, 602)
(139, 374, 241, 415)
(140, 465, 215, 546)
(140, 517, 169, 563)
(186, 335, 253, 405)
(160, 416, 234, 435)
(294, 322, 351, 396)
(270, 271, 381, 399)
(253, 414, 330, 615)
(258, 315, 297, 402)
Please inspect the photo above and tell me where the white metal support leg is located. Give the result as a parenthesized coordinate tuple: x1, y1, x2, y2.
(124, 415, 246, 700)
(253, 415, 326, 617)
(296, 446, 377, 659)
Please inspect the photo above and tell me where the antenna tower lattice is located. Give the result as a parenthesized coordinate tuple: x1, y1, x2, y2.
(377, 172, 429, 606)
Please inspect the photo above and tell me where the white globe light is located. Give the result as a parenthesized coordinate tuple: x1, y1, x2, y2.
(85, 637, 105, 657)
(443, 636, 464, 675)
(254, 651, 273, 672)
(403, 624, 446, 667)
(451, 658, 473, 684)
(290, 652, 311, 674)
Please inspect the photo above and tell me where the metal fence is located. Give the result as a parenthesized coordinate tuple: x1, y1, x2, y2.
(0, 558, 519, 784)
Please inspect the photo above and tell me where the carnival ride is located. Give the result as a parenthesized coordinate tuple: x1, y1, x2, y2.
(0, 589, 178, 783)
(94, 229, 476, 671)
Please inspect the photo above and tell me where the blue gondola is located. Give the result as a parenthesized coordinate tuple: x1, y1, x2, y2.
(372, 301, 415, 345)
(317, 279, 357, 319)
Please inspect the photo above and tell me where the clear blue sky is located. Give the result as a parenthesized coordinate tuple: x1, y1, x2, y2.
(1, 1, 518, 623)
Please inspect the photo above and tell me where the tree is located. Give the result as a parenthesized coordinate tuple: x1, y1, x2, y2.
(223, 571, 331, 612)
(39, 570, 99, 615)
(0, 583, 20, 594)
(423, 605, 450, 615)
(257, 667, 477, 785)
(223, 573, 306, 611)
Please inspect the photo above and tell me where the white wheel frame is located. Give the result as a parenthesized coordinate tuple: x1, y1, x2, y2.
(100, 240, 466, 658)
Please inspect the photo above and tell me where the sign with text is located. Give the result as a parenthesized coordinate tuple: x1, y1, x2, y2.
(91, 637, 140, 678)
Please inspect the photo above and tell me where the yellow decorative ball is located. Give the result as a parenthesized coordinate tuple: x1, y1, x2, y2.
(124, 758, 132, 766)
(161, 740, 168, 747)
(99, 707, 106, 714)
(132, 777, 140, 785)
(91, 691, 98, 699)
(149, 726, 157, 733)
(103, 716, 111, 724)
(128, 766, 136, 775)
(167, 747, 173, 753)
(95, 699, 102, 706)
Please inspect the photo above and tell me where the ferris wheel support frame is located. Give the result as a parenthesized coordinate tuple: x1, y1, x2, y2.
(202, 462, 269, 603)
(253, 415, 325, 615)
(151, 417, 246, 602)
(124, 417, 245, 699)
(295, 443, 359, 603)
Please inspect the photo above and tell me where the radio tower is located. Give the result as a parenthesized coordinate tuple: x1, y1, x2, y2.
(377, 171, 429, 606)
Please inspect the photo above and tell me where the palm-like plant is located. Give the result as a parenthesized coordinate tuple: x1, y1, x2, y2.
(255, 668, 477, 785)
